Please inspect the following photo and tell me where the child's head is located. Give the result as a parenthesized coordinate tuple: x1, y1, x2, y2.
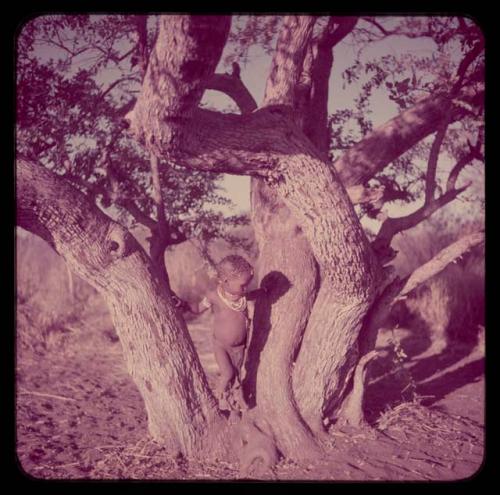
(216, 255, 254, 297)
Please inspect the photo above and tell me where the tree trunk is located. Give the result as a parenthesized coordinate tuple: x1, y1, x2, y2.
(293, 289, 373, 429)
(16, 158, 226, 458)
(264, 139, 380, 432)
(244, 132, 379, 447)
(244, 178, 323, 459)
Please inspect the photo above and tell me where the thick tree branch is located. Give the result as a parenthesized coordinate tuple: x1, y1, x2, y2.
(262, 15, 316, 108)
(128, 15, 231, 155)
(146, 106, 295, 176)
(205, 74, 257, 114)
(298, 17, 357, 155)
(373, 183, 471, 256)
(335, 39, 483, 189)
(360, 229, 484, 360)
(333, 90, 482, 189)
(16, 158, 137, 275)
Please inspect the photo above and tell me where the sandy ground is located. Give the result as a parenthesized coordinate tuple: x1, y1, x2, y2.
(15, 300, 485, 481)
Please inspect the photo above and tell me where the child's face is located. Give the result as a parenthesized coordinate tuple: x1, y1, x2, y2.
(220, 270, 253, 297)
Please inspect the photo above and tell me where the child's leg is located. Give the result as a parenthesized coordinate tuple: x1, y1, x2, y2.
(213, 340, 237, 397)
(226, 344, 247, 410)
(228, 344, 245, 376)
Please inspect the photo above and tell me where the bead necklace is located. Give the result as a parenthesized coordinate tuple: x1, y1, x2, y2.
(217, 285, 247, 312)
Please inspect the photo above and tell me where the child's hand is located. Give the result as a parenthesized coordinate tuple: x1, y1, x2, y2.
(171, 294, 192, 312)
(260, 276, 275, 293)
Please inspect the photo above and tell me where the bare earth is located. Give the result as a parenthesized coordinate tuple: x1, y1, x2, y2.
(16, 298, 484, 481)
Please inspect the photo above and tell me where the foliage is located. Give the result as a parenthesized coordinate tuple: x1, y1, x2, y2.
(329, 16, 484, 220)
(17, 15, 247, 251)
(223, 15, 282, 67)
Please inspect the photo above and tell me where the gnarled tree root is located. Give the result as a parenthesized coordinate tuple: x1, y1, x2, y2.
(335, 350, 386, 428)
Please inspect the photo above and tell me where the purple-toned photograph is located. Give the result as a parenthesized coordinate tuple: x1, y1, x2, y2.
(16, 14, 484, 481)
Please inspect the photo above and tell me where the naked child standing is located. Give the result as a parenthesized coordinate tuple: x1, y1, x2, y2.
(191, 255, 267, 410)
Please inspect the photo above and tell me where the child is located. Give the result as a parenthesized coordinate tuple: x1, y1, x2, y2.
(191, 255, 267, 411)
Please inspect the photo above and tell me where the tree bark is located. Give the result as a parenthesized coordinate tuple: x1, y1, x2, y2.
(262, 134, 380, 432)
(244, 178, 323, 458)
(16, 158, 226, 458)
(128, 15, 231, 154)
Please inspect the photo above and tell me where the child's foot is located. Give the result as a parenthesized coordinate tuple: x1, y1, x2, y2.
(231, 385, 248, 412)
(218, 390, 231, 411)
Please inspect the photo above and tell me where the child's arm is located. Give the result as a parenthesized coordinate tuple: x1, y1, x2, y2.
(171, 293, 211, 314)
(246, 286, 268, 301)
(189, 296, 212, 315)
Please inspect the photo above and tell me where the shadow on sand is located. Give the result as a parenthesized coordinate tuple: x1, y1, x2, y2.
(363, 309, 484, 424)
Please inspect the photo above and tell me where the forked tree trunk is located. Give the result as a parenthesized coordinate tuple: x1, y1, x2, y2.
(244, 136, 379, 448)
(16, 158, 226, 458)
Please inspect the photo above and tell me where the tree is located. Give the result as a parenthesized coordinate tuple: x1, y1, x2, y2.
(17, 14, 484, 461)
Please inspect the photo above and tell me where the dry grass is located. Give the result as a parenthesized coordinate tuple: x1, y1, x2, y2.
(16, 231, 99, 355)
(390, 217, 484, 347)
(376, 400, 483, 449)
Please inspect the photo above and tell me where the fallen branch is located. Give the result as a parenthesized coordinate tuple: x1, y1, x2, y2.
(397, 230, 485, 300)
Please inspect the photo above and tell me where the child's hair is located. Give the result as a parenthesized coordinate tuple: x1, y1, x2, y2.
(216, 255, 253, 280)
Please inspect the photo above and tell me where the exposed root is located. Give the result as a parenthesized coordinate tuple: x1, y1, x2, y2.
(229, 409, 280, 478)
(336, 350, 385, 428)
